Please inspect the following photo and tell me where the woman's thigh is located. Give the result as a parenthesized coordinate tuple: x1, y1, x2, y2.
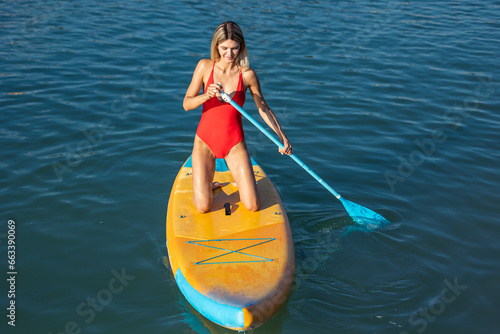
(225, 141, 260, 211)
(192, 135, 216, 213)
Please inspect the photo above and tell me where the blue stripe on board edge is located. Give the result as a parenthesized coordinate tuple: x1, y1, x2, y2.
(175, 268, 244, 328)
(184, 156, 257, 172)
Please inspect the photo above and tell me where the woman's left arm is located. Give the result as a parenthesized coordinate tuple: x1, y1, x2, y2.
(244, 69, 293, 155)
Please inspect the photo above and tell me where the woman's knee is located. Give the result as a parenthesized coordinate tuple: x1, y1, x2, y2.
(243, 197, 260, 212)
(194, 198, 211, 213)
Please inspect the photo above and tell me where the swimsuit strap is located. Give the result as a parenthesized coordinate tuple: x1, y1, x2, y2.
(205, 61, 216, 92)
(239, 68, 245, 91)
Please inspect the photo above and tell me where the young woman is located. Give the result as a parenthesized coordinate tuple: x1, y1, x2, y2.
(183, 21, 293, 213)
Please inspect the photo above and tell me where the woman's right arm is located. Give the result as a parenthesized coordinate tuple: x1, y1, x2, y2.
(183, 59, 219, 111)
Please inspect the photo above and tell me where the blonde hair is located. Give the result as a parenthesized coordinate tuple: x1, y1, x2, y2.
(210, 21, 249, 69)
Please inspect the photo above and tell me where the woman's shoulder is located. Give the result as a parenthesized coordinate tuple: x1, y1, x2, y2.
(196, 58, 214, 71)
(191, 59, 214, 81)
(241, 67, 257, 80)
(242, 67, 258, 85)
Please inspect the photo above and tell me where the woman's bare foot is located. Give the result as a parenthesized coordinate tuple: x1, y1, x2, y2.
(212, 182, 223, 190)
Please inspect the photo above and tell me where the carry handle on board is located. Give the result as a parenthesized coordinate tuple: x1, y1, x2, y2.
(220, 90, 389, 228)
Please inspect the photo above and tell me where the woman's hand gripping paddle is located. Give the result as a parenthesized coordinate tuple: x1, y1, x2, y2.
(220, 91, 389, 229)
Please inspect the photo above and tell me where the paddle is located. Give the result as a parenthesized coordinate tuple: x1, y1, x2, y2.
(220, 91, 389, 228)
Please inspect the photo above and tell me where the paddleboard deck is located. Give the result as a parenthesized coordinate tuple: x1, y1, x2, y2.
(166, 156, 294, 331)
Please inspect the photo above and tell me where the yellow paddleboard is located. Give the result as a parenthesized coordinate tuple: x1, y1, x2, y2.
(166, 156, 295, 331)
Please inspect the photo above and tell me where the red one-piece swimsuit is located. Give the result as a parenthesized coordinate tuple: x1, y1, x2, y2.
(196, 62, 246, 159)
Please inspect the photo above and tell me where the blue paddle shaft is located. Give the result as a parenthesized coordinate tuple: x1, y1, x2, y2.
(221, 92, 341, 199)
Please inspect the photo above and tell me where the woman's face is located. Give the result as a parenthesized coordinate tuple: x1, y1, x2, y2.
(218, 39, 240, 63)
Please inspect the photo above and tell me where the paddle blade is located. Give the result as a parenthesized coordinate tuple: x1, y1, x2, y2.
(339, 197, 389, 229)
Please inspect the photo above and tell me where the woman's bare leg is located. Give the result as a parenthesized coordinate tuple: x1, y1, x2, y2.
(192, 135, 217, 213)
(225, 140, 260, 212)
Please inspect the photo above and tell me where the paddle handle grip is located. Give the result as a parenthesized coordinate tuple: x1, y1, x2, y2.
(221, 92, 342, 200)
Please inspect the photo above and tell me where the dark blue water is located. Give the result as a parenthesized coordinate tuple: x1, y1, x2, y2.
(1, 1, 499, 333)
